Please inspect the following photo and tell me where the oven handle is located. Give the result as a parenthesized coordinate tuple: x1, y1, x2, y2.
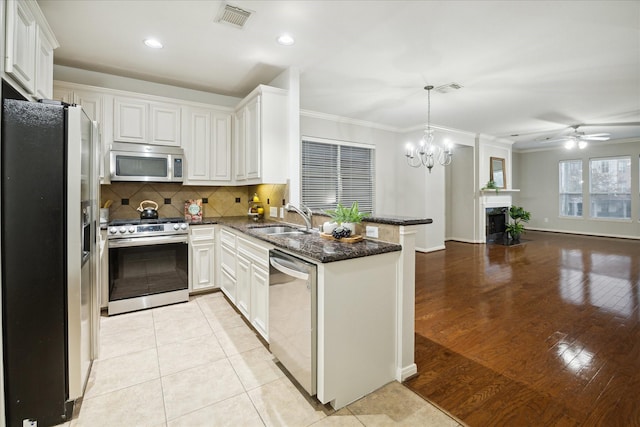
(109, 234, 188, 248)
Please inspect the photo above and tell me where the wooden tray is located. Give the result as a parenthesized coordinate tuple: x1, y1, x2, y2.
(320, 232, 364, 243)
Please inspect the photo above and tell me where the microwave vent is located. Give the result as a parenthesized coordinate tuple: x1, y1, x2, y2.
(215, 3, 253, 29)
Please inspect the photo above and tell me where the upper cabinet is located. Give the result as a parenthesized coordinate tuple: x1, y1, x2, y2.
(234, 85, 289, 184)
(182, 106, 232, 184)
(5, 0, 59, 99)
(113, 97, 181, 146)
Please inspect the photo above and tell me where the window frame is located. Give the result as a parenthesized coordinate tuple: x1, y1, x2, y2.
(588, 156, 632, 221)
(559, 159, 584, 218)
(301, 136, 376, 214)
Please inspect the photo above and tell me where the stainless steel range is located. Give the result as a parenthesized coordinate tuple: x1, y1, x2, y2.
(107, 217, 189, 315)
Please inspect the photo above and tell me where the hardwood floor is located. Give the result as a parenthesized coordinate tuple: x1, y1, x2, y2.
(405, 231, 640, 426)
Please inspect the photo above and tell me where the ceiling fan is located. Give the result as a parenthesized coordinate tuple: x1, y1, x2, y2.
(538, 125, 611, 149)
(536, 121, 640, 149)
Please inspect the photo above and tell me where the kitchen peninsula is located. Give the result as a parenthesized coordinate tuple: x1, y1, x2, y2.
(189, 214, 431, 409)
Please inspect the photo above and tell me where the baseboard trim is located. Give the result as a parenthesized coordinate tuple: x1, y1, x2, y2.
(397, 363, 418, 381)
(527, 227, 640, 240)
(416, 245, 446, 253)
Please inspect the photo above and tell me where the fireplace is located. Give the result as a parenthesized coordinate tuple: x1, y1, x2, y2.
(486, 207, 508, 243)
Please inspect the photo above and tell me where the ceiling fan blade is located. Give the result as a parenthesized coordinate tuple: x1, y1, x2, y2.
(578, 122, 640, 127)
(583, 133, 610, 137)
(582, 135, 610, 141)
(538, 136, 570, 144)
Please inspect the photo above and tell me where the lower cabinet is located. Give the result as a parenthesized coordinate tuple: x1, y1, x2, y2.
(249, 263, 269, 339)
(189, 225, 216, 292)
(218, 226, 271, 341)
(236, 253, 251, 318)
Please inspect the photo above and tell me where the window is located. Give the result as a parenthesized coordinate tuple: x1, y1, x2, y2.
(589, 157, 631, 219)
(559, 160, 583, 217)
(301, 138, 375, 213)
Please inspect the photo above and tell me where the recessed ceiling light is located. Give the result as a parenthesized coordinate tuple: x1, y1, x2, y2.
(277, 34, 295, 46)
(144, 38, 163, 49)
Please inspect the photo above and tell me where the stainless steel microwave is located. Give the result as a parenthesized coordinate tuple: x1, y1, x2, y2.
(110, 142, 184, 182)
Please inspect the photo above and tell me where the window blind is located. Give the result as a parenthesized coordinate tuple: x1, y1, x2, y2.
(301, 139, 375, 213)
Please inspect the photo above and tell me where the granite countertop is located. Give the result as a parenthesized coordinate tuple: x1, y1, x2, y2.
(193, 217, 402, 263)
(312, 212, 433, 226)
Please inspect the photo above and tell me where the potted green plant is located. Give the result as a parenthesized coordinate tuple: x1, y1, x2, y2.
(482, 180, 499, 194)
(324, 201, 369, 234)
(505, 205, 531, 242)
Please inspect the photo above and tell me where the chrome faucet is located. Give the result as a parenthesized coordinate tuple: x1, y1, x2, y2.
(285, 203, 313, 231)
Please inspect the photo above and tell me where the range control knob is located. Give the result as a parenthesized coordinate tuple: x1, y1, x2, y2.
(180, 223, 188, 230)
(119, 226, 127, 234)
(109, 227, 117, 234)
(128, 226, 136, 233)
(173, 224, 180, 230)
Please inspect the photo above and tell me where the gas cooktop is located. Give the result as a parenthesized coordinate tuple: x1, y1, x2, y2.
(109, 217, 186, 226)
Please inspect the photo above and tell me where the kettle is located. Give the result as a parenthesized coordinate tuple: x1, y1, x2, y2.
(137, 200, 159, 219)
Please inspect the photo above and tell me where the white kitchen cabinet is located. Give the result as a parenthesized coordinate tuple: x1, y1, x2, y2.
(5, 0, 36, 94)
(182, 106, 232, 184)
(34, 25, 54, 99)
(113, 97, 147, 143)
(250, 263, 269, 340)
(236, 253, 251, 318)
(218, 226, 272, 340)
(150, 102, 181, 145)
(189, 225, 216, 292)
(114, 97, 181, 146)
(219, 228, 237, 302)
(233, 85, 288, 184)
(5, 0, 58, 99)
(236, 234, 271, 340)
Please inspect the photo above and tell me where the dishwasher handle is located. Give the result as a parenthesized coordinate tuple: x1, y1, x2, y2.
(270, 256, 310, 281)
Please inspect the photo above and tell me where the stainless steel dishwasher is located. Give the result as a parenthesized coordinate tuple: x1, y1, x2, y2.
(269, 250, 317, 395)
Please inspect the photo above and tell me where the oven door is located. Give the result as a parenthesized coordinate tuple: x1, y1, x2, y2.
(108, 235, 189, 315)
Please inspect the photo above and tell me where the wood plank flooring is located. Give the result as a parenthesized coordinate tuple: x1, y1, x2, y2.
(404, 231, 640, 426)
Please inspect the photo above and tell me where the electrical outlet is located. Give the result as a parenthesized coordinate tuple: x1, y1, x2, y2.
(23, 419, 37, 427)
(366, 226, 379, 238)
(270, 207, 278, 218)
(279, 207, 284, 218)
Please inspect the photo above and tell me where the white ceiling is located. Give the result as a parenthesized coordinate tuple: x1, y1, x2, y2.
(38, 0, 640, 150)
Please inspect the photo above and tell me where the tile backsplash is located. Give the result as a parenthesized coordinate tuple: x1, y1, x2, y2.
(101, 183, 288, 221)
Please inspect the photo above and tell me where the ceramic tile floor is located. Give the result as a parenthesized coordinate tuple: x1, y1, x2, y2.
(58, 292, 462, 427)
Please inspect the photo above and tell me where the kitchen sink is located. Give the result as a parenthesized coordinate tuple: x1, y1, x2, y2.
(251, 225, 310, 236)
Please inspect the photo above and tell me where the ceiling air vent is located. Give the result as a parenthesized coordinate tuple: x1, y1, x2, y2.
(215, 3, 253, 29)
(434, 83, 463, 94)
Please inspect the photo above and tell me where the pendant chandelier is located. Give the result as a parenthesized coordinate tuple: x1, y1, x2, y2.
(404, 85, 453, 173)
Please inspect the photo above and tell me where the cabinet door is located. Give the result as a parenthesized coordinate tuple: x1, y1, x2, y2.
(245, 95, 261, 180)
(212, 112, 232, 181)
(234, 107, 247, 180)
(34, 26, 54, 99)
(185, 107, 212, 181)
(220, 267, 237, 303)
(5, 0, 37, 94)
(150, 102, 181, 146)
(236, 254, 251, 318)
(250, 264, 269, 340)
(114, 97, 148, 143)
(74, 90, 103, 123)
(192, 241, 215, 291)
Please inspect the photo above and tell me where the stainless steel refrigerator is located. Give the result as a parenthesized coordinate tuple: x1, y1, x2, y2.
(1, 96, 97, 426)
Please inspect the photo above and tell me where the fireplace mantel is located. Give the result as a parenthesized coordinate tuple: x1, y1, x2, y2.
(480, 189, 521, 194)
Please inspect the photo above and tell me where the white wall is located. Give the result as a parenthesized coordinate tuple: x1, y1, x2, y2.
(53, 65, 240, 107)
(270, 68, 301, 206)
(446, 145, 476, 242)
(299, 112, 400, 217)
(515, 139, 640, 239)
